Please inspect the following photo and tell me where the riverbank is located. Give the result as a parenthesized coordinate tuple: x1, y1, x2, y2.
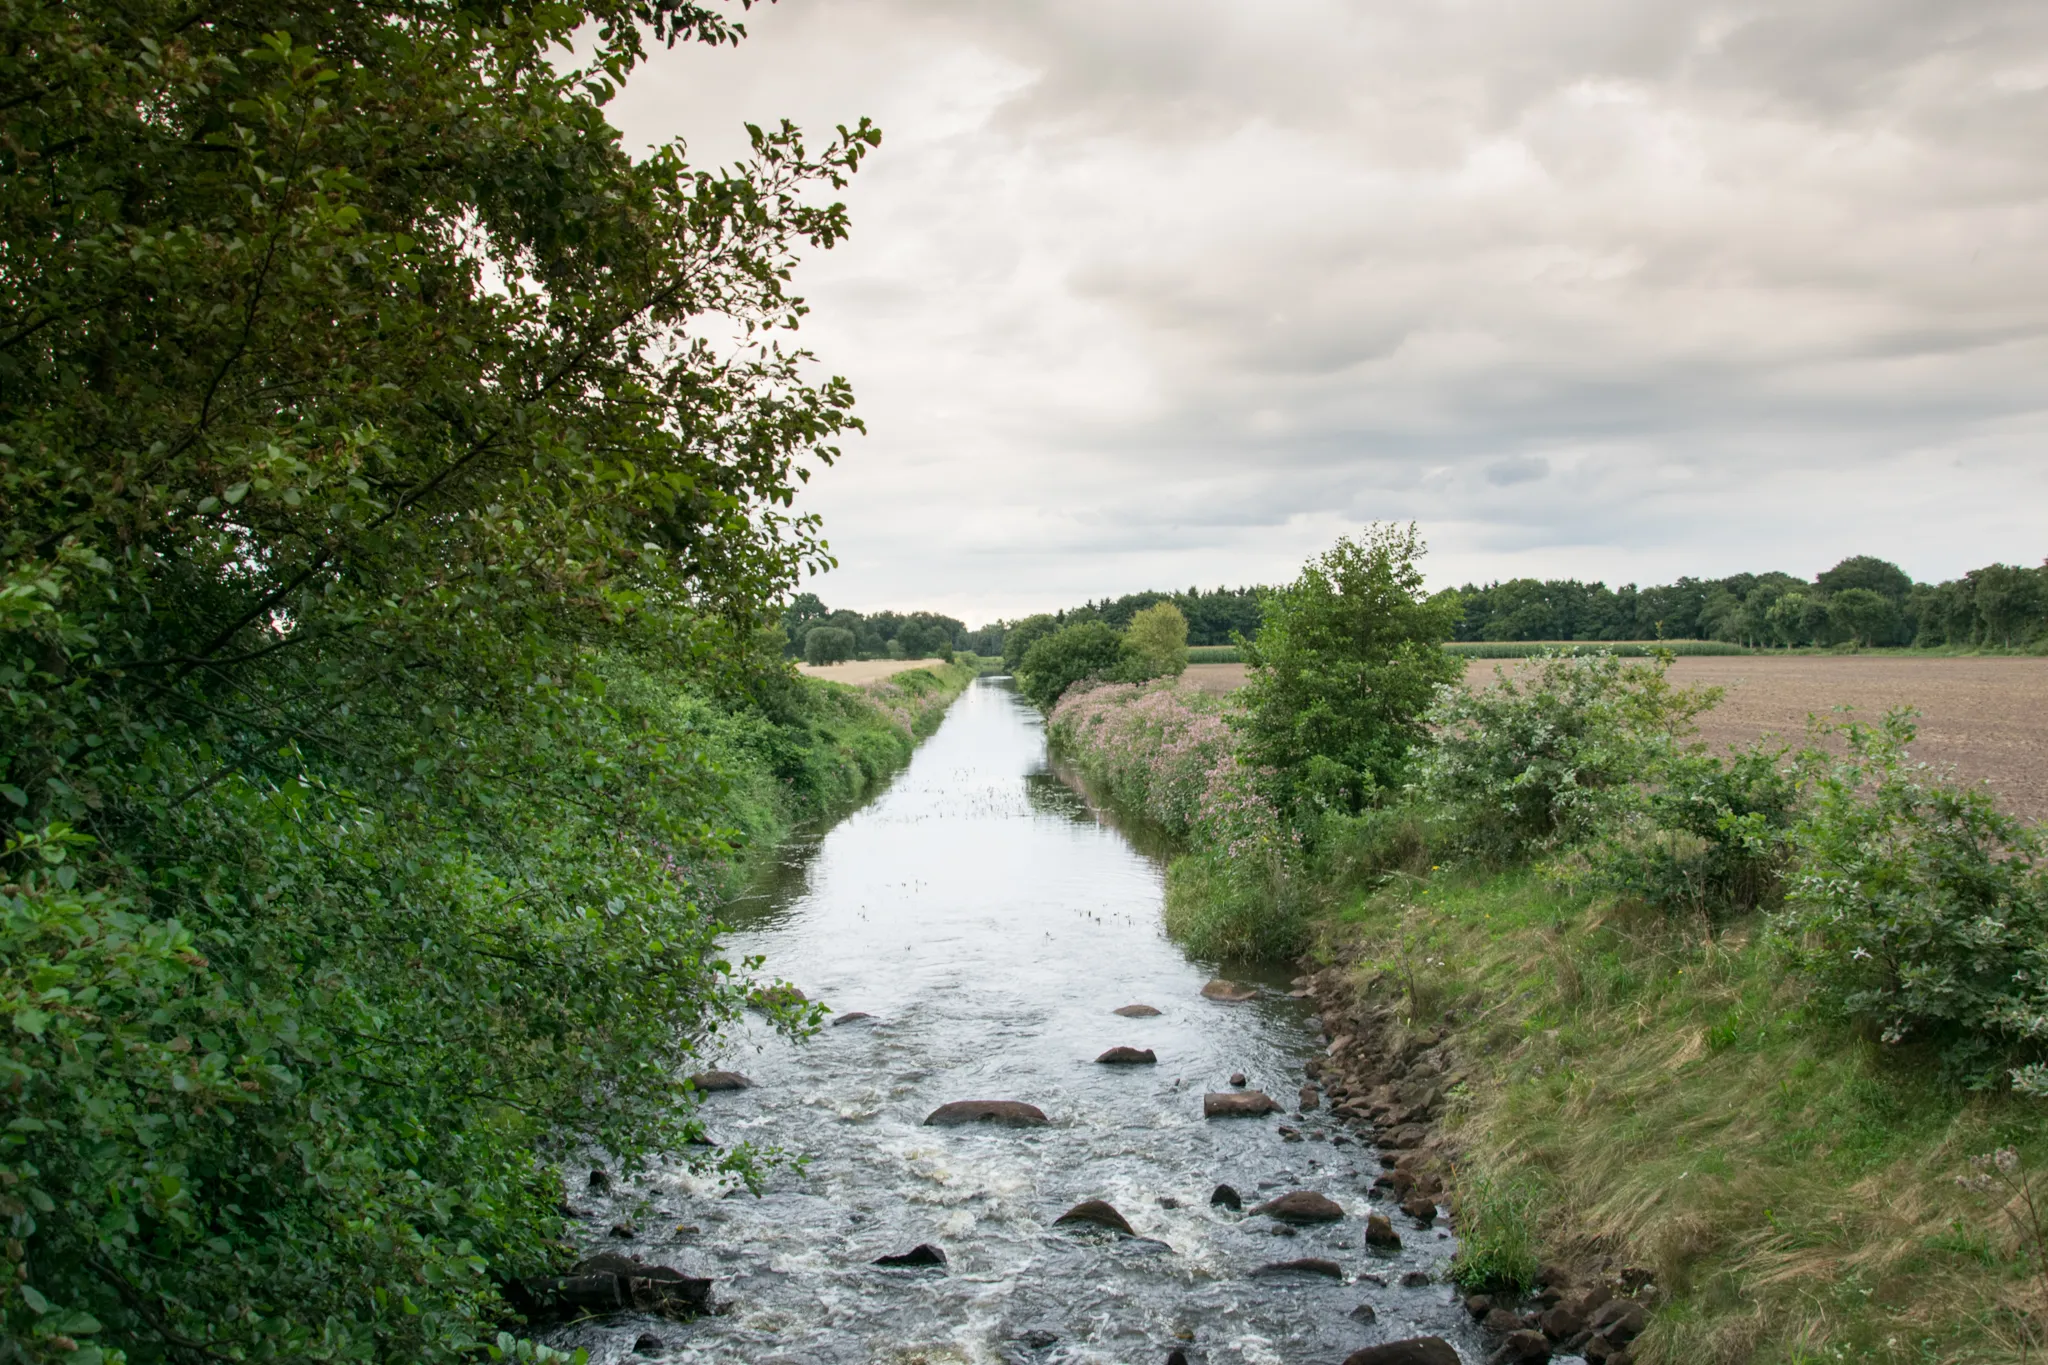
(1049, 675, 2048, 1364)
(698, 658, 982, 892)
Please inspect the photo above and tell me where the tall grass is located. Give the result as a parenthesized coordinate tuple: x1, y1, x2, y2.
(1187, 644, 1244, 663)
(1444, 640, 1750, 658)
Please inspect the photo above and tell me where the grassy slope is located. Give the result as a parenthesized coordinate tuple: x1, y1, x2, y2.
(1329, 866, 2047, 1364)
(637, 658, 980, 896)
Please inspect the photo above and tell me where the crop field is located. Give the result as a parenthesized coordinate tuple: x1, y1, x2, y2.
(796, 658, 950, 683)
(1444, 638, 1746, 658)
(1179, 656, 2048, 821)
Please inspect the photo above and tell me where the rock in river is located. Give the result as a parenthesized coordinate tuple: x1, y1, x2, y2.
(1209, 1183, 1243, 1210)
(1364, 1213, 1403, 1249)
(1113, 1003, 1163, 1017)
(831, 1011, 874, 1026)
(1203, 1091, 1280, 1118)
(1095, 1046, 1157, 1064)
(688, 1070, 752, 1092)
(1201, 979, 1259, 1002)
(873, 1243, 947, 1267)
(1341, 1340, 1461, 1365)
(1053, 1200, 1135, 1235)
(925, 1100, 1049, 1128)
(1251, 1257, 1344, 1279)
(1249, 1190, 1344, 1224)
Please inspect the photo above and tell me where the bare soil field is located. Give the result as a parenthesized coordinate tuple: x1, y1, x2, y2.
(1181, 662, 1249, 694)
(797, 658, 948, 684)
(1181, 657, 2048, 821)
(1641, 656, 2048, 822)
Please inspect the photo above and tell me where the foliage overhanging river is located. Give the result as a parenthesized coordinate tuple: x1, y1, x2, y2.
(551, 678, 1490, 1364)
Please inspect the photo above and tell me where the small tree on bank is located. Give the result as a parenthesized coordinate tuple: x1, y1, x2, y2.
(1126, 601, 1190, 678)
(1237, 524, 1463, 816)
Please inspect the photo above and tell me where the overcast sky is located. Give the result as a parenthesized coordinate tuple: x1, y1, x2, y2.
(608, 0, 2048, 623)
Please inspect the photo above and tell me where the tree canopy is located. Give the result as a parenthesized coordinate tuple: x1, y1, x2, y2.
(2, 1, 873, 1358)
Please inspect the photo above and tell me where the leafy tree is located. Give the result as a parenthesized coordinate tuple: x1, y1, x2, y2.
(1817, 555, 1913, 604)
(1016, 621, 1134, 708)
(804, 625, 857, 665)
(0, 1, 871, 1358)
(1002, 613, 1058, 672)
(1828, 587, 1897, 649)
(1125, 601, 1190, 677)
(1236, 525, 1462, 815)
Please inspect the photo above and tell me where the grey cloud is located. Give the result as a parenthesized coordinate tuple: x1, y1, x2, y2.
(602, 0, 2048, 617)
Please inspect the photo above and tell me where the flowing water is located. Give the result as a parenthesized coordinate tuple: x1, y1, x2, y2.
(553, 678, 1489, 1364)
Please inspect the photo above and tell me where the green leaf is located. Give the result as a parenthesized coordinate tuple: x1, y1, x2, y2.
(12, 1009, 51, 1037)
(20, 1284, 49, 1314)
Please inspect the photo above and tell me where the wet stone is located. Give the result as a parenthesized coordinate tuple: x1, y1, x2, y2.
(1341, 1340, 1461, 1365)
(1053, 1199, 1135, 1236)
(873, 1243, 946, 1267)
(1209, 1183, 1243, 1210)
(831, 1011, 874, 1026)
(1249, 1190, 1344, 1224)
(1204, 1091, 1280, 1117)
(688, 1070, 753, 1092)
(1350, 1303, 1378, 1324)
(1113, 1003, 1162, 1017)
(633, 1333, 664, 1357)
(924, 1100, 1049, 1127)
(1252, 1256, 1344, 1279)
(1364, 1213, 1402, 1249)
(1202, 979, 1259, 1002)
(1095, 1046, 1157, 1064)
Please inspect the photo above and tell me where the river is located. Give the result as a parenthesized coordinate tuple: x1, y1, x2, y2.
(552, 677, 1488, 1364)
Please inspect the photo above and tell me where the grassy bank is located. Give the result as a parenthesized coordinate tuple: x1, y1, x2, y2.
(1331, 866, 2046, 1363)
(1051, 671, 2048, 1363)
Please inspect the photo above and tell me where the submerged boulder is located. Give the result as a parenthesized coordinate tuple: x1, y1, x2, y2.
(873, 1243, 947, 1268)
(688, 1070, 752, 1092)
(1201, 979, 1259, 1002)
(1249, 1190, 1344, 1224)
(1113, 1003, 1163, 1017)
(1203, 1091, 1280, 1118)
(1095, 1046, 1158, 1065)
(831, 1011, 875, 1026)
(1209, 1183, 1243, 1210)
(1251, 1257, 1344, 1279)
(1341, 1340, 1461, 1365)
(925, 1100, 1049, 1128)
(1053, 1200, 1136, 1235)
(512, 1253, 711, 1322)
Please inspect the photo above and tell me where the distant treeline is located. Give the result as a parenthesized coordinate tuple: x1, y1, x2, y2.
(783, 555, 2047, 664)
(780, 587, 1264, 664)
(1452, 554, 2048, 649)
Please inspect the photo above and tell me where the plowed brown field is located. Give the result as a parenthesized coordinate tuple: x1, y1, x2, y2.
(1179, 657, 2048, 821)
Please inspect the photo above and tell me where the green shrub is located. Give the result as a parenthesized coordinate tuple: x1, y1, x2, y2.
(1414, 651, 1721, 858)
(1236, 525, 1463, 816)
(1585, 743, 1801, 919)
(1777, 710, 2048, 1089)
(804, 625, 857, 664)
(1017, 621, 1135, 707)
